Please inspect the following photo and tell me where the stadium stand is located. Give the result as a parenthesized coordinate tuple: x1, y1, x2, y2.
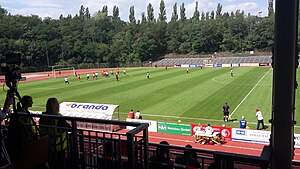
(154, 56, 273, 66)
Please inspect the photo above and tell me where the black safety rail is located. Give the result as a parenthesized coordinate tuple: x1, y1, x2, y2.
(1, 113, 149, 169)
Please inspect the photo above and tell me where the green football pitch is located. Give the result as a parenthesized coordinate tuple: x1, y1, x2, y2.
(1, 67, 300, 132)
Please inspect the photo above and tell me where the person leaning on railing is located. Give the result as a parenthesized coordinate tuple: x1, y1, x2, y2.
(39, 97, 70, 169)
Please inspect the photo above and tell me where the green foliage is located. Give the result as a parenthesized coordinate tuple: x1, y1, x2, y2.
(0, 3, 275, 70)
(147, 3, 155, 22)
(158, 0, 167, 22)
(179, 3, 186, 21)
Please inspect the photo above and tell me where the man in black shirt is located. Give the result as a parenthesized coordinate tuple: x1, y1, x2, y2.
(223, 103, 230, 122)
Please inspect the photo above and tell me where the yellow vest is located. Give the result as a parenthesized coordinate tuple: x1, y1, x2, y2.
(39, 118, 67, 152)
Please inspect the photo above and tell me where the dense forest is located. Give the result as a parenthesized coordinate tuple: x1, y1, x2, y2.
(0, 0, 275, 71)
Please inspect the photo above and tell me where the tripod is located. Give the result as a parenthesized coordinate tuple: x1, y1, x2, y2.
(0, 129, 10, 166)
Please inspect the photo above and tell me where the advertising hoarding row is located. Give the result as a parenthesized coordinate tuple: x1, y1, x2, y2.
(173, 63, 271, 68)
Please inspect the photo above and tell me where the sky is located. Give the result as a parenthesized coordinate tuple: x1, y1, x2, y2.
(0, 0, 268, 21)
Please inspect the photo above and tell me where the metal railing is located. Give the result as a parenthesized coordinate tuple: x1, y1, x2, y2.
(1, 113, 149, 169)
(7, 113, 300, 169)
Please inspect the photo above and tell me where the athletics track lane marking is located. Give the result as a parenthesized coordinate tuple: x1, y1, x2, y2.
(229, 68, 272, 119)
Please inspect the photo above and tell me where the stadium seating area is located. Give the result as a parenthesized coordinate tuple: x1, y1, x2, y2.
(154, 55, 272, 66)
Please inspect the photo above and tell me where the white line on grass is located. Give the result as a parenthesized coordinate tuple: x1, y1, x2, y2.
(229, 68, 272, 119)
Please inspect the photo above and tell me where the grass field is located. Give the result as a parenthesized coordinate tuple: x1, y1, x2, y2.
(1, 67, 300, 132)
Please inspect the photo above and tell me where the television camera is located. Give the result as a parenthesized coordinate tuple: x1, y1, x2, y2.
(1, 53, 25, 86)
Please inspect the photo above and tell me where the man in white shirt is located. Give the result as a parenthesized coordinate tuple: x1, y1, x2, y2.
(135, 110, 142, 119)
(64, 77, 69, 84)
(255, 108, 265, 130)
(205, 124, 213, 135)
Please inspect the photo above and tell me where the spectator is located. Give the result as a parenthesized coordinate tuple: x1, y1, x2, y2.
(128, 110, 135, 119)
(255, 108, 265, 130)
(135, 110, 142, 119)
(7, 94, 38, 161)
(149, 141, 171, 168)
(39, 98, 70, 169)
(16, 95, 37, 134)
(239, 116, 247, 129)
(174, 144, 201, 169)
(16, 95, 33, 112)
(222, 103, 230, 122)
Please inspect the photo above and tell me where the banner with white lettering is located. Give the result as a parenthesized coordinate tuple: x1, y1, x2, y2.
(191, 124, 232, 140)
(60, 102, 119, 120)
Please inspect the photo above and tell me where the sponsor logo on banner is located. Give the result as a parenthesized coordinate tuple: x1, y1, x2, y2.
(158, 122, 191, 136)
(235, 129, 246, 135)
(191, 124, 232, 140)
(60, 102, 118, 120)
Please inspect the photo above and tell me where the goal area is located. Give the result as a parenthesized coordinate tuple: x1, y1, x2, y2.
(52, 67, 76, 78)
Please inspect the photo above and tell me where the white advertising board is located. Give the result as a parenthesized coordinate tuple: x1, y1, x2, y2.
(222, 64, 232, 67)
(205, 64, 214, 68)
(181, 64, 190, 68)
(231, 63, 240, 67)
(126, 118, 158, 132)
(60, 102, 118, 120)
(231, 128, 271, 144)
(295, 134, 300, 148)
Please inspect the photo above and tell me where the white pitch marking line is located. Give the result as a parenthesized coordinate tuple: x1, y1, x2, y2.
(229, 68, 272, 119)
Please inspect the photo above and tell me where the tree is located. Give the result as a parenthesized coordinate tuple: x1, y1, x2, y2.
(179, 3, 186, 21)
(268, 0, 274, 16)
(112, 6, 120, 20)
(85, 7, 91, 19)
(79, 5, 85, 19)
(216, 3, 222, 19)
(192, 1, 200, 21)
(201, 12, 205, 20)
(205, 12, 210, 20)
(129, 6, 136, 24)
(171, 3, 178, 22)
(102, 5, 108, 16)
(210, 11, 215, 19)
(0, 6, 8, 16)
(147, 3, 155, 22)
(141, 12, 147, 24)
(158, 0, 167, 22)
